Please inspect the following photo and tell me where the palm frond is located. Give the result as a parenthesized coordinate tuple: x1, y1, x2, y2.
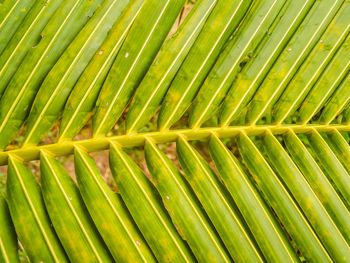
(0, 0, 349, 262)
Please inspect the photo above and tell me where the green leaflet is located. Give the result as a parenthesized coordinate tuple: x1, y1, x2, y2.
(236, 134, 304, 262)
(319, 74, 350, 124)
(0, 0, 35, 55)
(6, 157, 68, 262)
(0, 0, 349, 261)
(0, 0, 63, 96)
(0, 196, 19, 263)
(40, 152, 113, 262)
(209, 134, 331, 262)
(219, 0, 316, 126)
(74, 147, 156, 262)
(109, 143, 194, 262)
(93, 0, 186, 137)
(0, 0, 13, 22)
(158, 0, 252, 130)
(125, 0, 218, 133)
(262, 132, 350, 261)
(344, 103, 350, 124)
(189, 0, 287, 128)
(271, 1, 349, 124)
(283, 132, 350, 243)
(245, 0, 347, 125)
(345, 106, 350, 124)
(144, 139, 233, 262)
(0, 0, 103, 150)
(297, 33, 350, 124)
(23, 0, 130, 146)
(176, 136, 262, 262)
(59, 0, 144, 140)
(306, 130, 350, 208)
(322, 130, 350, 173)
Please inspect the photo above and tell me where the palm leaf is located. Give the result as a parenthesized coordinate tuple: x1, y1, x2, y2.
(261, 132, 349, 260)
(93, 0, 185, 137)
(74, 146, 155, 262)
(0, 0, 103, 150)
(144, 139, 234, 262)
(22, 0, 130, 146)
(0, 0, 349, 261)
(0, 196, 19, 263)
(109, 143, 194, 262)
(59, 0, 144, 140)
(40, 151, 113, 262)
(158, 0, 252, 130)
(0, 0, 63, 96)
(0, 0, 35, 55)
(7, 156, 68, 262)
(208, 134, 331, 262)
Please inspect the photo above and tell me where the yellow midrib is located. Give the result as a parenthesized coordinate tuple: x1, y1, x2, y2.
(0, 123, 349, 165)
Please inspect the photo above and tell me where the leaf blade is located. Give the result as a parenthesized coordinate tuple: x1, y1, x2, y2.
(189, 0, 287, 128)
(210, 134, 331, 262)
(74, 147, 156, 262)
(177, 136, 268, 262)
(23, 0, 130, 146)
(0, 0, 103, 150)
(125, 0, 217, 133)
(158, 0, 252, 130)
(144, 139, 234, 262)
(263, 131, 350, 261)
(93, 0, 186, 137)
(109, 143, 194, 262)
(40, 152, 113, 262)
(7, 156, 68, 262)
(0, 196, 19, 263)
(59, 0, 144, 140)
